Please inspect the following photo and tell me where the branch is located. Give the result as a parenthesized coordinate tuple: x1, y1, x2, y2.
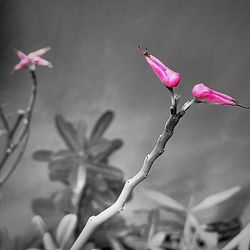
(70, 92, 194, 250)
(0, 70, 37, 188)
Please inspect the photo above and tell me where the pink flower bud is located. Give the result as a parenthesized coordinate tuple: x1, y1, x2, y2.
(192, 83, 249, 109)
(138, 46, 181, 88)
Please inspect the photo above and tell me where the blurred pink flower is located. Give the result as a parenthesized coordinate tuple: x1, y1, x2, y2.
(138, 46, 181, 88)
(192, 83, 249, 108)
(12, 47, 52, 73)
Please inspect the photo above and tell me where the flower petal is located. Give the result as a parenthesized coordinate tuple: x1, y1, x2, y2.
(33, 57, 53, 68)
(15, 49, 28, 60)
(29, 47, 51, 58)
(12, 59, 29, 73)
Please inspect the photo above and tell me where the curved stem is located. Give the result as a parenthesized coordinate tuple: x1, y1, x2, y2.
(70, 95, 191, 250)
(0, 70, 37, 188)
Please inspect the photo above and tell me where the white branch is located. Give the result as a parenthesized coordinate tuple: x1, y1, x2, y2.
(70, 93, 194, 250)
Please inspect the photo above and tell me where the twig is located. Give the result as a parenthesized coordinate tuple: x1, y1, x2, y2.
(0, 106, 10, 133)
(0, 133, 29, 188)
(0, 70, 37, 188)
(70, 91, 194, 250)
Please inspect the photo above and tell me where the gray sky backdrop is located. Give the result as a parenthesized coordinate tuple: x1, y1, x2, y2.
(0, 0, 250, 237)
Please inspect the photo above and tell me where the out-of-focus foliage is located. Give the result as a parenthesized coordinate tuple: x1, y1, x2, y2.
(24, 214, 77, 250)
(145, 187, 250, 250)
(2, 111, 250, 250)
(31, 110, 130, 249)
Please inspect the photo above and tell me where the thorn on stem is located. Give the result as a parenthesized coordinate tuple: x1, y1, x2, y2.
(89, 216, 95, 222)
(126, 179, 131, 184)
(119, 206, 125, 212)
(160, 148, 165, 154)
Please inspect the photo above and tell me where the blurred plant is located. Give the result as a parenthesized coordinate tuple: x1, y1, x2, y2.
(32, 110, 129, 248)
(26, 214, 77, 250)
(0, 48, 52, 189)
(119, 209, 167, 250)
(145, 186, 250, 249)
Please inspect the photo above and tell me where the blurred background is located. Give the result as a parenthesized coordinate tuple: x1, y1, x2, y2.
(0, 0, 249, 239)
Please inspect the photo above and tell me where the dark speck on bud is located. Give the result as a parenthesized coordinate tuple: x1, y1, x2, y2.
(137, 45, 149, 57)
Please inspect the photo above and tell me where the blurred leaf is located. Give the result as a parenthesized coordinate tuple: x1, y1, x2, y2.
(51, 149, 75, 161)
(49, 152, 79, 184)
(69, 164, 87, 207)
(192, 186, 246, 223)
(121, 234, 146, 249)
(148, 232, 166, 250)
(32, 150, 53, 162)
(42, 232, 57, 250)
(90, 110, 114, 139)
(56, 213, 77, 249)
(32, 215, 47, 235)
(77, 190, 95, 227)
(145, 190, 186, 218)
(49, 162, 71, 184)
(108, 179, 125, 195)
(91, 190, 115, 208)
(32, 198, 56, 216)
(88, 174, 109, 192)
(144, 210, 159, 240)
(192, 186, 241, 212)
(157, 219, 184, 232)
(52, 188, 74, 213)
(76, 120, 87, 151)
(54, 114, 80, 151)
(105, 214, 127, 230)
(87, 138, 113, 158)
(86, 162, 124, 181)
(92, 139, 123, 163)
(108, 235, 127, 250)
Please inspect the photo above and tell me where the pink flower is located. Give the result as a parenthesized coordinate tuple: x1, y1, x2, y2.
(192, 83, 249, 108)
(138, 46, 181, 88)
(12, 47, 52, 73)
